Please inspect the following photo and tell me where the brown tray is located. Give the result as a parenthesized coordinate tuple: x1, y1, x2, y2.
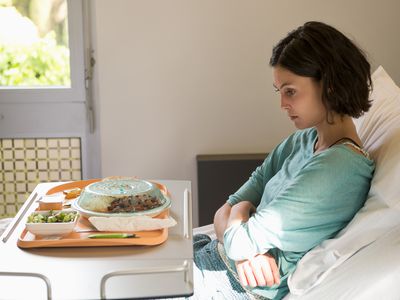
(17, 179, 171, 248)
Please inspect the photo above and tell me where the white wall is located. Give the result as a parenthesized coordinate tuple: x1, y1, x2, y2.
(91, 0, 400, 226)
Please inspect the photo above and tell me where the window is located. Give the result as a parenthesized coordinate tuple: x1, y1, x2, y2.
(0, 0, 85, 103)
(0, 0, 92, 218)
(0, 0, 70, 87)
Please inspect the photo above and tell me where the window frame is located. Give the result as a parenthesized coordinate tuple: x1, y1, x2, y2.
(0, 0, 85, 104)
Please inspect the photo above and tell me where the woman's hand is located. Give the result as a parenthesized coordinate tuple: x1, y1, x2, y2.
(235, 253, 280, 288)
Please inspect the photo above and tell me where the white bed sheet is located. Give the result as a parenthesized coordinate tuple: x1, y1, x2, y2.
(193, 223, 216, 240)
(284, 223, 400, 300)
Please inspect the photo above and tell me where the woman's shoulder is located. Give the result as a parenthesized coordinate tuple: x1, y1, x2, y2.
(310, 143, 375, 176)
(294, 150, 374, 193)
(281, 128, 317, 148)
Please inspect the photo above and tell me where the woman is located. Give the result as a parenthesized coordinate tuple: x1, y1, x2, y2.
(193, 21, 375, 300)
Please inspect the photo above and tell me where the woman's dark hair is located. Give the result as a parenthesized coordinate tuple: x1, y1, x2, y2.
(270, 21, 372, 119)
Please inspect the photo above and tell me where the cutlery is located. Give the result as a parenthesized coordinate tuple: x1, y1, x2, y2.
(87, 233, 138, 239)
(74, 228, 99, 233)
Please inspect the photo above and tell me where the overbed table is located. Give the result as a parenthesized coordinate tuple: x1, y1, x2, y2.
(0, 180, 193, 300)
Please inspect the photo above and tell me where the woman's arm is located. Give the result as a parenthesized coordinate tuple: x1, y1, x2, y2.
(227, 136, 292, 207)
(220, 201, 280, 287)
(213, 203, 231, 243)
(214, 201, 255, 243)
(226, 201, 255, 228)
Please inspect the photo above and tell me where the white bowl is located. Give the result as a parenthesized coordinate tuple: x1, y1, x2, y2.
(26, 210, 79, 237)
(72, 179, 171, 218)
(72, 199, 171, 219)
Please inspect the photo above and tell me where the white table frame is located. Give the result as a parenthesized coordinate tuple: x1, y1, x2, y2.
(0, 180, 193, 300)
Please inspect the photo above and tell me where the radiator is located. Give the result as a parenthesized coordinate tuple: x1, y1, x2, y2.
(196, 153, 267, 226)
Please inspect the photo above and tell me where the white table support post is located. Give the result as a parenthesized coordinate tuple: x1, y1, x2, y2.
(0, 271, 52, 300)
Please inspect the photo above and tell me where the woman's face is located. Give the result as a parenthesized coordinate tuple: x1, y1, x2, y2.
(273, 66, 326, 129)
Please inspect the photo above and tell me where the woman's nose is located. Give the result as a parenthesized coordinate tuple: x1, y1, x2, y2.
(281, 98, 290, 110)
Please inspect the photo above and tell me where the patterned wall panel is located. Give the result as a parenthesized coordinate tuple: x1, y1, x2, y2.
(0, 138, 82, 217)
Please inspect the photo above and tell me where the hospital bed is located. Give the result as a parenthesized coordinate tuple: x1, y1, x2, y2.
(195, 66, 400, 299)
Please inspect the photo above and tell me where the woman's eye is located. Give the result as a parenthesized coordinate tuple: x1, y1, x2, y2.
(285, 89, 295, 96)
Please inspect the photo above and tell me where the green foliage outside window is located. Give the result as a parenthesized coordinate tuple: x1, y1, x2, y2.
(0, 32, 70, 86)
(0, 0, 70, 87)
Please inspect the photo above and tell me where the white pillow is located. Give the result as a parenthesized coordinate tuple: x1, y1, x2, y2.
(287, 66, 400, 295)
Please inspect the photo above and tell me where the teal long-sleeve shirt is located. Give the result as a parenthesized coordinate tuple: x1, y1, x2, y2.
(223, 128, 375, 299)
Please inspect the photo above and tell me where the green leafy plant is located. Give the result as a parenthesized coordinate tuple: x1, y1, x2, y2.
(0, 32, 70, 86)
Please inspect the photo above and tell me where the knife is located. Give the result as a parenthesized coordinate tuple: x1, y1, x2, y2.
(87, 233, 138, 239)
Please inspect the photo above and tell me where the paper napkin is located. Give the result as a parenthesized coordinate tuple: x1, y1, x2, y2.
(88, 215, 177, 231)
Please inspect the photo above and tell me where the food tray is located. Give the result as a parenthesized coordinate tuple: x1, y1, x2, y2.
(17, 179, 171, 249)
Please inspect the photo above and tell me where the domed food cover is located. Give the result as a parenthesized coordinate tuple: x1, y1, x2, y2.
(72, 178, 171, 218)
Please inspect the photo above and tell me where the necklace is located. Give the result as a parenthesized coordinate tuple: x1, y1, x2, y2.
(314, 137, 361, 151)
(314, 137, 369, 158)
